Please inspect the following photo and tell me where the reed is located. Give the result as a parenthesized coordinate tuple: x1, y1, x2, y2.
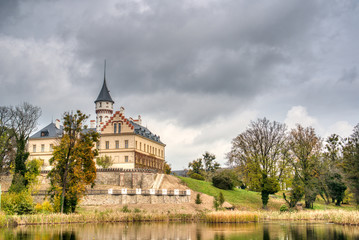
(259, 210, 359, 225)
(205, 211, 259, 223)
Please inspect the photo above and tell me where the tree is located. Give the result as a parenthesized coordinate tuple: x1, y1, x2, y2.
(187, 158, 204, 176)
(289, 125, 321, 209)
(342, 124, 359, 205)
(9, 103, 41, 192)
(96, 155, 113, 169)
(163, 161, 172, 174)
(0, 106, 14, 173)
(227, 118, 288, 208)
(48, 111, 99, 213)
(283, 173, 304, 208)
(202, 152, 220, 173)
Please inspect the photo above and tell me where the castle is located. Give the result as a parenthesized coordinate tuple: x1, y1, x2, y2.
(28, 70, 166, 172)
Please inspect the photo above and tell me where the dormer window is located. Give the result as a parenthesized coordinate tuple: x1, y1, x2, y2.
(41, 130, 49, 137)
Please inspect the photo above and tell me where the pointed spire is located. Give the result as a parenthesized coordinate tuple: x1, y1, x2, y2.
(104, 59, 106, 81)
(95, 60, 114, 103)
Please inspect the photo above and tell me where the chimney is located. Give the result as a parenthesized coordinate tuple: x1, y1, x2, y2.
(90, 120, 96, 129)
(55, 119, 61, 129)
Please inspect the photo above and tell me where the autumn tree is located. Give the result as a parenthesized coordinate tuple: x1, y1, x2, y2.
(288, 125, 322, 209)
(48, 111, 99, 213)
(342, 124, 359, 205)
(163, 161, 172, 174)
(187, 158, 204, 176)
(227, 118, 288, 208)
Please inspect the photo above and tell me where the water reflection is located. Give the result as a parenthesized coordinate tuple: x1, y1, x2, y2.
(1, 222, 359, 240)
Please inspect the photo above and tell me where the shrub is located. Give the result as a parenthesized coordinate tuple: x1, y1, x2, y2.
(121, 205, 131, 213)
(213, 197, 219, 211)
(218, 192, 225, 207)
(195, 194, 202, 204)
(212, 173, 234, 190)
(96, 155, 114, 169)
(190, 173, 205, 181)
(35, 200, 54, 214)
(1, 191, 35, 215)
(280, 204, 289, 212)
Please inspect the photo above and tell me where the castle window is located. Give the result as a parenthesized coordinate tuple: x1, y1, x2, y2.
(125, 140, 128, 149)
(99, 116, 103, 123)
(118, 124, 121, 133)
(144, 144, 146, 152)
(33, 145, 36, 153)
(96, 142, 100, 149)
(114, 123, 117, 133)
(41, 144, 45, 152)
(136, 141, 137, 149)
(140, 142, 142, 150)
(147, 145, 149, 153)
(105, 141, 109, 149)
(125, 156, 129, 163)
(50, 144, 53, 152)
(41, 130, 49, 137)
(115, 140, 119, 149)
(99, 102, 102, 107)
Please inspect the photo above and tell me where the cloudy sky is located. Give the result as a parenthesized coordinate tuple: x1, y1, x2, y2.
(0, 0, 358, 169)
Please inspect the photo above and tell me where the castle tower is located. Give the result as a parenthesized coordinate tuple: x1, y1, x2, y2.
(95, 62, 114, 132)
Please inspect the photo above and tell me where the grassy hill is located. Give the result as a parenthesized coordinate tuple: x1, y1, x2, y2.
(178, 176, 356, 211)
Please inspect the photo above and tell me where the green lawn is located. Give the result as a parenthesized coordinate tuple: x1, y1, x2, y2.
(179, 176, 356, 211)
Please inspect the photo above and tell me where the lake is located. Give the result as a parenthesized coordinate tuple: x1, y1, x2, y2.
(1, 221, 359, 239)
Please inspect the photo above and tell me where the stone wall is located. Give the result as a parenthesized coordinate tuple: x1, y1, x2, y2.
(33, 194, 190, 205)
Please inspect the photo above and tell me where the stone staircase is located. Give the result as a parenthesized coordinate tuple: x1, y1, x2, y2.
(152, 174, 164, 190)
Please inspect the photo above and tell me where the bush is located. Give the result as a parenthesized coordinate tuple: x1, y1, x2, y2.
(121, 205, 131, 213)
(212, 173, 234, 190)
(195, 194, 202, 204)
(190, 173, 205, 181)
(35, 200, 54, 214)
(96, 155, 114, 169)
(280, 204, 289, 212)
(218, 192, 225, 207)
(1, 191, 35, 215)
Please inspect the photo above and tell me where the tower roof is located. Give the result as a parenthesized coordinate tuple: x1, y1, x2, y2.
(95, 78, 114, 103)
(95, 61, 114, 103)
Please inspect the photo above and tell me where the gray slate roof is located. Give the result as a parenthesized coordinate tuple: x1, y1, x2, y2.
(95, 79, 114, 103)
(130, 121, 164, 145)
(30, 123, 63, 139)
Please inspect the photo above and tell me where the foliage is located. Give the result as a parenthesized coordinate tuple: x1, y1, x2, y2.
(261, 176, 280, 208)
(212, 171, 234, 190)
(202, 152, 220, 173)
(121, 205, 130, 213)
(1, 190, 34, 215)
(163, 161, 172, 174)
(190, 172, 205, 181)
(187, 158, 204, 176)
(289, 124, 322, 209)
(218, 192, 225, 207)
(227, 118, 288, 208)
(283, 173, 304, 208)
(195, 193, 202, 204)
(213, 197, 220, 211)
(0, 106, 14, 173)
(35, 200, 54, 214)
(10, 103, 41, 191)
(280, 204, 289, 212)
(48, 110, 99, 213)
(96, 155, 113, 169)
(326, 172, 347, 206)
(342, 124, 359, 205)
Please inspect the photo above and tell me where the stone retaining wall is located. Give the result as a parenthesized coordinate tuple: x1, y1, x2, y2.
(33, 194, 190, 205)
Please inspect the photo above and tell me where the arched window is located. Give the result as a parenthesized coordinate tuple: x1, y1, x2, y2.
(114, 123, 117, 133)
(99, 116, 102, 123)
(118, 124, 121, 133)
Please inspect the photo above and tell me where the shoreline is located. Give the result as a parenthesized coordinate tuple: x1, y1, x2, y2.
(1, 209, 359, 227)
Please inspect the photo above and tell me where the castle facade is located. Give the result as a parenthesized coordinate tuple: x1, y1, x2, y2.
(28, 73, 166, 172)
